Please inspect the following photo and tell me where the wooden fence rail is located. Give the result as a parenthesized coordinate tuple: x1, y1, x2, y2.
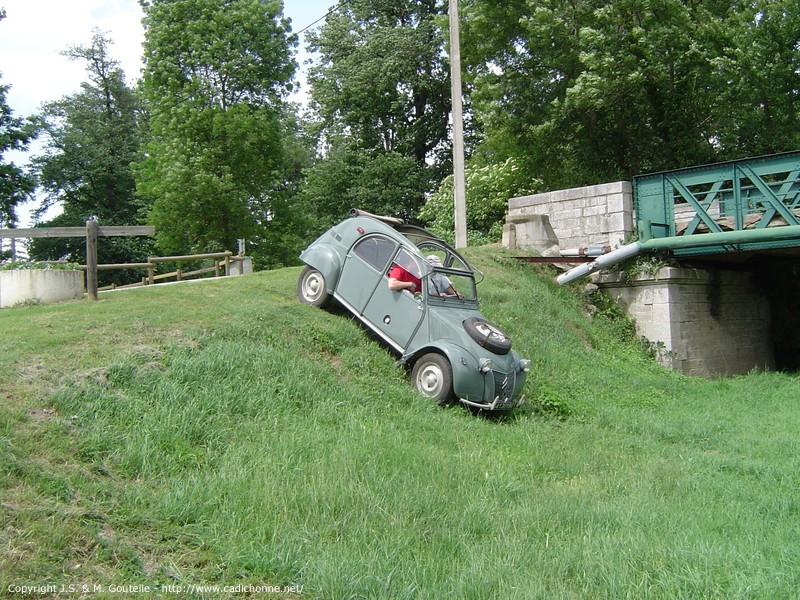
(87, 251, 246, 291)
(1, 222, 247, 299)
(0, 221, 155, 301)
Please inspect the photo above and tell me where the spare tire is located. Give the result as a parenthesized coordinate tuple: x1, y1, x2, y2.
(463, 317, 512, 355)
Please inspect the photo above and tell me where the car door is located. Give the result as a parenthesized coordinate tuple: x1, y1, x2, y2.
(362, 247, 426, 351)
(335, 235, 397, 314)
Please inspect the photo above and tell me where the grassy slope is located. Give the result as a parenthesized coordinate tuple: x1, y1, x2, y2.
(1, 247, 798, 598)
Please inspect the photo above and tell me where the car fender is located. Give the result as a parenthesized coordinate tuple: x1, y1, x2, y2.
(299, 242, 343, 292)
(407, 342, 485, 401)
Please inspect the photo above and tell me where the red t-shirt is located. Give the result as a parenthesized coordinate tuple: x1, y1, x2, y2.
(388, 265, 421, 290)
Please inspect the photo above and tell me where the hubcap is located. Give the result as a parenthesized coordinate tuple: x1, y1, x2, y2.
(417, 363, 443, 397)
(303, 272, 323, 301)
(476, 322, 506, 341)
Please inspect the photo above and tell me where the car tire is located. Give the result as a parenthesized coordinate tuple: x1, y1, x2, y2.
(297, 266, 331, 308)
(412, 353, 454, 405)
(463, 317, 512, 355)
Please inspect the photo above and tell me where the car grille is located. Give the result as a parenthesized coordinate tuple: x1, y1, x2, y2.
(492, 370, 517, 404)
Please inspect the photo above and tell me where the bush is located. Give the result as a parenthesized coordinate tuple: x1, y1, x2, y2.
(0, 261, 82, 271)
(418, 158, 540, 243)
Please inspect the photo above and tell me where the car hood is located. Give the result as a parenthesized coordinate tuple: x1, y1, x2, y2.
(425, 305, 512, 358)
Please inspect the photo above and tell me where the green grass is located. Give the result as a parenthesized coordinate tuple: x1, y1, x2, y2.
(1, 248, 799, 598)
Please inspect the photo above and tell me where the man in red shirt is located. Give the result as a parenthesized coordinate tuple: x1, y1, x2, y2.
(388, 255, 421, 293)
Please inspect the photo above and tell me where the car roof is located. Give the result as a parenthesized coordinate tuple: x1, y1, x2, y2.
(346, 209, 475, 272)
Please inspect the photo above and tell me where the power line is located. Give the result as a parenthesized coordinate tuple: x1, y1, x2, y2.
(296, 3, 341, 36)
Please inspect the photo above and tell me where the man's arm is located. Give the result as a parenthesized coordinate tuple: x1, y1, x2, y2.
(388, 277, 417, 292)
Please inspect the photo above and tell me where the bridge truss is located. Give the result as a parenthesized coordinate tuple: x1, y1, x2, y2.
(633, 151, 800, 256)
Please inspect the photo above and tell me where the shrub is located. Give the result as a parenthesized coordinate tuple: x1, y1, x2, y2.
(0, 261, 82, 271)
(418, 158, 540, 244)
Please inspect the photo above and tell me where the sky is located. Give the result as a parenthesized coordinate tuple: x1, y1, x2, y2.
(0, 0, 334, 226)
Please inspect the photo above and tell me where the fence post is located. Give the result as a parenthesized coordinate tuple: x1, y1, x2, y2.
(86, 220, 98, 301)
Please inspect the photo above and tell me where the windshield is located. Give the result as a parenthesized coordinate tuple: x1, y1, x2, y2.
(426, 268, 477, 302)
(416, 241, 473, 274)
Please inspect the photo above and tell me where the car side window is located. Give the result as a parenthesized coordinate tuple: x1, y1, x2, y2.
(391, 247, 422, 279)
(352, 236, 396, 272)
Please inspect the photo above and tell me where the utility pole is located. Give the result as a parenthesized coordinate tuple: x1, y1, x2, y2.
(449, 0, 467, 248)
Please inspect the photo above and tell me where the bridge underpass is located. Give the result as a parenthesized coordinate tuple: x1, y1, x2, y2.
(506, 151, 800, 377)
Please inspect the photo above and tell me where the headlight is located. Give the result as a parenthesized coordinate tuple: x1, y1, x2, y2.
(519, 359, 531, 373)
(479, 358, 493, 373)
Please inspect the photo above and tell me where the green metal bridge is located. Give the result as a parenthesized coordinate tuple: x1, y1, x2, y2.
(633, 150, 800, 256)
(558, 151, 800, 284)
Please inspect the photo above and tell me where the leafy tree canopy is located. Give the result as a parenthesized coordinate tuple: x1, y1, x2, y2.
(32, 32, 142, 224)
(461, 0, 800, 190)
(136, 0, 302, 261)
(302, 0, 451, 228)
(27, 31, 153, 283)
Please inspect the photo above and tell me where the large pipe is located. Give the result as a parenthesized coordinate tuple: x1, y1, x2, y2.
(560, 246, 612, 257)
(556, 225, 800, 285)
(556, 242, 642, 285)
(639, 225, 800, 251)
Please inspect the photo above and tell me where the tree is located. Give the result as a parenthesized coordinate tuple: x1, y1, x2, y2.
(27, 32, 150, 282)
(0, 8, 39, 228)
(303, 0, 451, 227)
(136, 0, 302, 263)
(709, 0, 800, 157)
(461, 0, 800, 190)
(557, 0, 722, 179)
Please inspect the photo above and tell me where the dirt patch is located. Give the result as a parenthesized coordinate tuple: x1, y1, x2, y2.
(26, 406, 59, 423)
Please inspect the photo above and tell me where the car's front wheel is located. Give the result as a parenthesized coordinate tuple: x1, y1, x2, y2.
(297, 266, 331, 308)
(412, 353, 454, 405)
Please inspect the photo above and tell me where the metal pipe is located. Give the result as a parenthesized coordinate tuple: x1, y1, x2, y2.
(560, 246, 612, 257)
(556, 225, 800, 285)
(556, 242, 642, 285)
(639, 225, 800, 251)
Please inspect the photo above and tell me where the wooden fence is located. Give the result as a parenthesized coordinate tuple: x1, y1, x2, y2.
(0, 221, 155, 301)
(93, 251, 248, 291)
(0, 221, 248, 300)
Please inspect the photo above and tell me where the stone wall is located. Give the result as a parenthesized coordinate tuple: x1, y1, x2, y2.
(508, 182, 634, 250)
(597, 267, 774, 377)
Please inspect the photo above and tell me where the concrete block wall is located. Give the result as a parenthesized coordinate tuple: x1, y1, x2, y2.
(597, 267, 774, 377)
(0, 269, 84, 308)
(508, 182, 635, 250)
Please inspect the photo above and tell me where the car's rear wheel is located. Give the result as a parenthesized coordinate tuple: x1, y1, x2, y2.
(297, 266, 331, 308)
(412, 353, 454, 405)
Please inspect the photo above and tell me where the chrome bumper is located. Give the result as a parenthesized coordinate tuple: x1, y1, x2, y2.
(459, 394, 526, 411)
